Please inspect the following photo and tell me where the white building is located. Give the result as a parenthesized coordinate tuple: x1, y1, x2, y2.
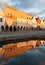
(41, 19, 44, 28)
(0, 8, 5, 31)
(32, 17, 37, 28)
(17, 18, 27, 28)
(41, 20, 45, 28)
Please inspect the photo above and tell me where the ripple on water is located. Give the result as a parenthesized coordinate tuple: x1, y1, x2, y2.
(3, 46, 45, 65)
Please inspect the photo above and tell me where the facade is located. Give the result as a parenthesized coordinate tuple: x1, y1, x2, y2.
(4, 4, 33, 29)
(0, 8, 5, 31)
(43, 20, 45, 28)
(32, 17, 37, 28)
(41, 19, 44, 28)
(36, 17, 41, 27)
(17, 18, 27, 27)
(0, 4, 44, 31)
(40, 20, 45, 29)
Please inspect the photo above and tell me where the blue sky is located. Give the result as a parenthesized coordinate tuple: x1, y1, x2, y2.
(0, 0, 45, 19)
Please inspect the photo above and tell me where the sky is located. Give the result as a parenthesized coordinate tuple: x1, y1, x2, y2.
(0, 0, 45, 19)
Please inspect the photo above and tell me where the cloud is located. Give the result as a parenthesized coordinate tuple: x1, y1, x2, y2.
(26, 8, 45, 19)
(27, 9, 41, 16)
(6, 0, 37, 10)
(0, 0, 39, 10)
(0, 0, 45, 19)
(37, 0, 45, 4)
(0, 0, 10, 9)
(8, 1, 21, 6)
(0, 0, 8, 3)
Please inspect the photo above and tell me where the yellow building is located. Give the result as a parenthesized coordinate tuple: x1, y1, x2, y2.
(0, 8, 5, 31)
(4, 4, 33, 28)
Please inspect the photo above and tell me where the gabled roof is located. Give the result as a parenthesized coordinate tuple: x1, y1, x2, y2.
(4, 4, 33, 18)
(36, 17, 41, 24)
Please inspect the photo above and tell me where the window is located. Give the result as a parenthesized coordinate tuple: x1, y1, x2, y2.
(27, 17, 30, 19)
(27, 17, 28, 19)
(8, 13, 9, 15)
(8, 13, 12, 17)
(29, 18, 30, 19)
(0, 18, 3, 22)
(43, 20, 45, 22)
(32, 17, 33, 19)
(10, 13, 12, 17)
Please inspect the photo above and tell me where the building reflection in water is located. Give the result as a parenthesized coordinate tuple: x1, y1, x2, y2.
(0, 40, 45, 61)
(0, 40, 45, 63)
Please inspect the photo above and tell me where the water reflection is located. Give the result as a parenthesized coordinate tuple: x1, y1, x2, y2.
(0, 40, 45, 65)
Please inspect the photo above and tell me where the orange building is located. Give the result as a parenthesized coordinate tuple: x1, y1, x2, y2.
(4, 4, 33, 28)
(36, 17, 41, 27)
